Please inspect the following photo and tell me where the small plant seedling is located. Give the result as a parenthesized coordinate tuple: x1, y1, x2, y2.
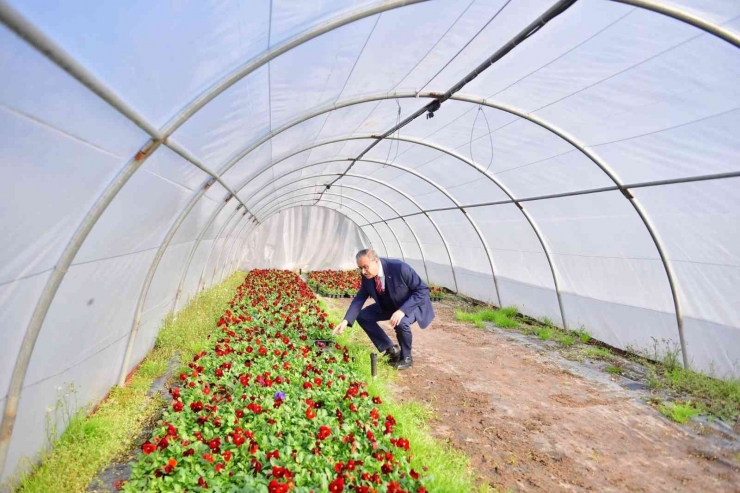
(535, 327, 553, 341)
(659, 401, 701, 424)
(575, 327, 591, 344)
(585, 347, 611, 360)
(555, 333, 575, 346)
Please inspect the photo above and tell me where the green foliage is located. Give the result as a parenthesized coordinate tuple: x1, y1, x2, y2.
(455, 306, 519, 329)
(574, 327, 591, 344)
(648, 365, 740, 422)
(658, 401, 701, 424)
(555, 333, 575, 346)
(534, 327, 553, 341)
(585, 347, 612, 360)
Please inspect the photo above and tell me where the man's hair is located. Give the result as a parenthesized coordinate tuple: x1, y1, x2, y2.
(356, 248, 378, 261)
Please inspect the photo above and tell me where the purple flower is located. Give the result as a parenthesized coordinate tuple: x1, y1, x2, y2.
(274, 391, 286, 400)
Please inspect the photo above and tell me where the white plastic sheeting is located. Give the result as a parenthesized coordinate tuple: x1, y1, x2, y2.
(1, 0, 740, 484)
(242, 207, 369, 271)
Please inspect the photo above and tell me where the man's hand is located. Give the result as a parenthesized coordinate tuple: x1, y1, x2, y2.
(333, 319, 349, 336)
(389, 309, 405, 328)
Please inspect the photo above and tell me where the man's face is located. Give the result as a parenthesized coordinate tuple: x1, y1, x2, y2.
(357, 255, 380, 279)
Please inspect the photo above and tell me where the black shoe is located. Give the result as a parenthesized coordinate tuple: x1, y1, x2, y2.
(396, 356, 413, 370)
(382, 344, 401, 363)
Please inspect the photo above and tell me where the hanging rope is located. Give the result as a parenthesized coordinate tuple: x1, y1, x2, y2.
(469, 105, 494, 172)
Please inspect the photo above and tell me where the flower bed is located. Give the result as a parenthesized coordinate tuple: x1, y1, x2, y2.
(125, 269, 426, 492)
(307, 270, 361, 298)
(429, 285, 445, 301)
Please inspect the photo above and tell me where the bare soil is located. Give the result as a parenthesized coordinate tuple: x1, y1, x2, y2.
(326, 296, 740, 492)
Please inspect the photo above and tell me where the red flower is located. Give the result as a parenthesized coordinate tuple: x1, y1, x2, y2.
(305, 407, 316, 420)
(233, 434, 245, 446)
(203, 453, 214, 463)
(215, 463, 225, 473)
(317, 425, 331, 440)
(167, 458, 177, 468)
(141, 441, 155, 455)
(190, 401, 204, 412)
(410, 468, 420, 479)
(268, 479, 290, 493)
(328, 476, 344, 492)
(222, 450, 232, 462)
(387, 481, 403, 493)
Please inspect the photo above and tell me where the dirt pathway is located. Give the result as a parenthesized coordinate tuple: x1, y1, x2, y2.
(325, 296, 740, 492)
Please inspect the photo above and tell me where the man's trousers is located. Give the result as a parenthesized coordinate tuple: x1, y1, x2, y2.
(356, 303, 418, 359)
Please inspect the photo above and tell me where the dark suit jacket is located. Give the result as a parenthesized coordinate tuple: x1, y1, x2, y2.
(344, 258, 435, 329)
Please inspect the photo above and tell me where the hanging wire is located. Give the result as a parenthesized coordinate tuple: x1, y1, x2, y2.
(383, 99, 402, 168)
(469, 105, 494, 172)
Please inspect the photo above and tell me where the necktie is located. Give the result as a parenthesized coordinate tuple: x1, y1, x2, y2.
(374, 275, 384, 295)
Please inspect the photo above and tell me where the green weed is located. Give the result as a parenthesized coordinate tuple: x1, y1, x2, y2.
(585, 347, 611, 360)
(535, 327, 553, 341)
(555, 333, 575, 346)
(574, 327, 591, 344)
(455, 306, 519, 329)
(659, 401, 701, 424)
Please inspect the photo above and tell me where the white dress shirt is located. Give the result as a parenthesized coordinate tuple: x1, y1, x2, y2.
(376, 261, 386, 291)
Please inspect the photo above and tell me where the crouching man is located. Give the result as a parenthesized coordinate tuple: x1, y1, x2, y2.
(332, 249, 434, 370)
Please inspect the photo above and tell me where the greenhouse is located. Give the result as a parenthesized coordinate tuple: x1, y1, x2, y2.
(1, 0, 739, 491)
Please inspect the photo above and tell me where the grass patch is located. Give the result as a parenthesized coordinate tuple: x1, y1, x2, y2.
(648, 365, 740, 422)
(574, 327, 591, 344)
(585, 347, 612, 360)
(605, 365, 623, 375)
(12, 272, 247, 493)
(455, 306, 519, 329)
(555, 333, 575, 346)
(534, 327, 552, 341)
(659, 401, 702, 424)
(324, 298, 483, 492)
